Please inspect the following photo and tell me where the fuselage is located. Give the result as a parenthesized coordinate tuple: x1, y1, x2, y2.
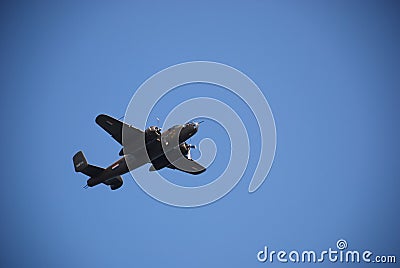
(86, 122, 199, 187)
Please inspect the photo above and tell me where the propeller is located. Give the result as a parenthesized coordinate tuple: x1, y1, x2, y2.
(156, 117, 162, 133)
(186, 143, 196, 160)
(193, 120, 204, 128)
(186, 120, 204, 159)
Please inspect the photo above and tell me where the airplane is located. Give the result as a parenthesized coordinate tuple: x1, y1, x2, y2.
(73, 114, 206, 190)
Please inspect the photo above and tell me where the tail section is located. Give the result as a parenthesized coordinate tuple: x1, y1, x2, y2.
(73, 151, 88, 172)
(73, 151, 104, 177)
(73, 151, 123, 190)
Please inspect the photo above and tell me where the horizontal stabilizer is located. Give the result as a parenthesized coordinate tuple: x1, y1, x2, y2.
(103, 176, 124, 190)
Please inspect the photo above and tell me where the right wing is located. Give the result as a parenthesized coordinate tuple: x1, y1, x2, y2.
(95, 114, 145, 153)
(168, 157, 206, 175)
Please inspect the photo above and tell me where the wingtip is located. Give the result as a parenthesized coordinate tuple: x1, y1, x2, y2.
(95, 114, 107, 123)
(193, 168, 206, 175)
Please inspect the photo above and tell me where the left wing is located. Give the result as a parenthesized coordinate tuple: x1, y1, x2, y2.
(95, 114, 145, 153)
(167, 157, 206, 175)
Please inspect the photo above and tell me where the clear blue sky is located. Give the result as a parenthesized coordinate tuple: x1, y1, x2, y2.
(1, 1, 399, 267)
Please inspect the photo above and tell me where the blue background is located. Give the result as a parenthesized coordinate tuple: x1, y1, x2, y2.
(1, 1, 399, 267)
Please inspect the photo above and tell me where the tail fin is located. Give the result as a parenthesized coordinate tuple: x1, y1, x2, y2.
(73, 151, 88, 172)
(73, 151, 104, 177)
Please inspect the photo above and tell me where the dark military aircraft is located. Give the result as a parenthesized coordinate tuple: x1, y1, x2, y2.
(73, 114, 206, 190)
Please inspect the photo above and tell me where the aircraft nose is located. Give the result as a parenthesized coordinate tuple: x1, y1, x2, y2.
(185, 122, 198, 136)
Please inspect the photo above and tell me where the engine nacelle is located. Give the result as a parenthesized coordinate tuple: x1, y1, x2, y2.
(145, 126, 161, 142)
(179, 142, 189, 156)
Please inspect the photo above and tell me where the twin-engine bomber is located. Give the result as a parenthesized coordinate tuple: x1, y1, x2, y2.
(73, 114, 206, 190)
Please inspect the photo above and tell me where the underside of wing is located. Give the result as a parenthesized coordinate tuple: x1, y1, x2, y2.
(95, 114, 145, 152)
(168, 157, 206, 175)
